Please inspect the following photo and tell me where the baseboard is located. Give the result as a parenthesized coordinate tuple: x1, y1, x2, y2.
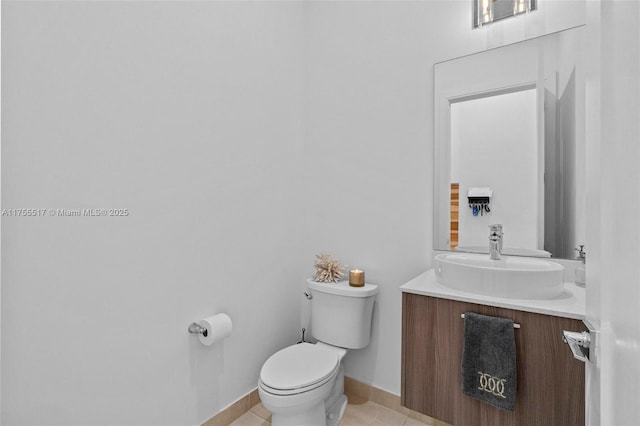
(201, 388, 260, 426)
(344, 376, 448, 426)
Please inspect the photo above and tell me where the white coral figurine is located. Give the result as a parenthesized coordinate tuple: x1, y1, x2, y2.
(313, 253, 345, 283)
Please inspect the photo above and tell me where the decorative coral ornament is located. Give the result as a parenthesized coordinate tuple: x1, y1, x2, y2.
(313, 253, 345, 283)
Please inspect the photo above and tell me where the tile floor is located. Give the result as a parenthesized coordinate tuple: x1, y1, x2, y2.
(229, 401, 431, 426)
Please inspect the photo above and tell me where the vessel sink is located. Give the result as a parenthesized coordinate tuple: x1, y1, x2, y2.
(434, 253, 565, 299)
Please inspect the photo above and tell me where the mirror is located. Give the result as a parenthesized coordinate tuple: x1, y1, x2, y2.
(434, 25, 585, 259)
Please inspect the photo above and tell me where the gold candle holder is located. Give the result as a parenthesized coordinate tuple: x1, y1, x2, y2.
(349, 269, 365, 287)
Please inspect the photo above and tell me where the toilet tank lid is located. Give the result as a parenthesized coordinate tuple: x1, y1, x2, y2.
(307, 279, 378, 297)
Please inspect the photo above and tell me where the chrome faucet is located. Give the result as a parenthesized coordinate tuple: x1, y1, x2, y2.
(488, 224, 503, 260)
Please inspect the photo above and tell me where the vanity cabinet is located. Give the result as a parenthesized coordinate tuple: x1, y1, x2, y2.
(401, 293, 585, 426)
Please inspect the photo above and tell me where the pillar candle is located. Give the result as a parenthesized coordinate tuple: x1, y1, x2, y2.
(349, 269, 365, 287)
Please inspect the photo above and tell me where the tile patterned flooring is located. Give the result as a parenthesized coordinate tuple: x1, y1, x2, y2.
(230, 400, 431, 426)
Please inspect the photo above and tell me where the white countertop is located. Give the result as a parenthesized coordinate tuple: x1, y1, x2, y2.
(400, 269, 585, 320)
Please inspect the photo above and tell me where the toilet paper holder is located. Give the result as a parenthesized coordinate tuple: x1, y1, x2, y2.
(188, 322, 208, 337)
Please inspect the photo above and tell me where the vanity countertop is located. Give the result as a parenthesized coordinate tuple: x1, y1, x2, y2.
(400, 269, 585, 320)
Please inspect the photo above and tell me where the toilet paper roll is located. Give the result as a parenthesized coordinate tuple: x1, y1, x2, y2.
(198, 313, 233, 346)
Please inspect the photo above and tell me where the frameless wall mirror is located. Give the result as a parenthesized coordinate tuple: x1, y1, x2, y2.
(433, 25, 585, 259)
(474, 0, 537, 28)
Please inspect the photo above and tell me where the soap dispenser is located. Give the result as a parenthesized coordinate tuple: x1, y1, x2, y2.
(574, 245, 586, 286)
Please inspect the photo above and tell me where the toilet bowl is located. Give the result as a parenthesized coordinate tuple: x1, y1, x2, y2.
(258, 279, 378, 426)
(258, 342, 347, 426)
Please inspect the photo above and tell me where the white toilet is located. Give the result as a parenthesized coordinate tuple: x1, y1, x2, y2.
(258, 278, 378, 426)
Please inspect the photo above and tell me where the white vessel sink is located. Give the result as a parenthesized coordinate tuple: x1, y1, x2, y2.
(434, 253, 565, 299)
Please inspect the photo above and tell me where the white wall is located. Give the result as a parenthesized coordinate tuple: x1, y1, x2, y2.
(2, 2, 304, 425)
(451, 90, 539, 249)
(304, 1, 437, 394)
(586, 0, 640, 424)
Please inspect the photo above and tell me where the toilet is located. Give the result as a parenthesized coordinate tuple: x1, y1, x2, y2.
(258, 278, 378, 426)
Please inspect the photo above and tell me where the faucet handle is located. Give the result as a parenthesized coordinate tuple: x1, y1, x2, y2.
(575, 245, 586, 261)
(489, 224, 503, 233)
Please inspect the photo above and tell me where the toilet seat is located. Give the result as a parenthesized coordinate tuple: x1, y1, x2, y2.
(259, 343, 340, 396)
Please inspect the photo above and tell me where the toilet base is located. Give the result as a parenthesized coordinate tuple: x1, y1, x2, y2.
(325, 394, 347, 426)
(270, 401, 326, 426)
(324, 365, 346, 425)
(260, 365, 348, 426)
(268, 391, 347, 426)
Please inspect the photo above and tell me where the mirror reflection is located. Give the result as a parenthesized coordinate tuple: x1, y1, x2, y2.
(434, 26, 585, 259)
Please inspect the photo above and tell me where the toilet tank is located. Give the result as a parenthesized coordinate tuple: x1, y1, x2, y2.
(307, 279, 378, 349)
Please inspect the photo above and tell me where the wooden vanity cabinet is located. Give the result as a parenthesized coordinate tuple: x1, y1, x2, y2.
(401, 293, 585, 426)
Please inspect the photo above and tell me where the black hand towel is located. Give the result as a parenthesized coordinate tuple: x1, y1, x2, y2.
(461, 312, 517, 411)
